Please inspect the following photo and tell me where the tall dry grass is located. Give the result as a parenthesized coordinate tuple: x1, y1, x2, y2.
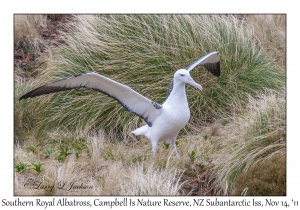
(14, 14, 47, 51)
(211, 89, 286, 194)
(247, 15, 286, 70)
(14, 15, 48, 81)
(14, 130, 184, 195)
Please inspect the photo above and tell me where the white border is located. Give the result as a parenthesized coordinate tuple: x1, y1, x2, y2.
(2, 0, 299, 209)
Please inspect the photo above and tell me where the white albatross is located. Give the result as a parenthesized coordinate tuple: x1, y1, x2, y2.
(20, 51, 220, 156)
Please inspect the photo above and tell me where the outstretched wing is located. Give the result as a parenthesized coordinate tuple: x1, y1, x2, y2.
(185, 51, 220, 76)
(20, 72, 162, 127)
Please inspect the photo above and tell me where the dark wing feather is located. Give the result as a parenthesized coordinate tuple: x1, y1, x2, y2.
(203, 61, 220, 77)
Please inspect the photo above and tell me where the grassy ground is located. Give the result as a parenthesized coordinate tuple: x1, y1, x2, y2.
(14, 14, 286, 195)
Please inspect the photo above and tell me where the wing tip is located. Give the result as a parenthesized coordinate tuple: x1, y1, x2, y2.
(19, 95, 26, 101)
(19, 91, 34, 100)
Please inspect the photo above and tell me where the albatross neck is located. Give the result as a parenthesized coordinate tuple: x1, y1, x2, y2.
(167, 81, 188, 104)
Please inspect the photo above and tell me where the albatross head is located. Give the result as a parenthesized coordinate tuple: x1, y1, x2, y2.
(174, 69, 203, 91)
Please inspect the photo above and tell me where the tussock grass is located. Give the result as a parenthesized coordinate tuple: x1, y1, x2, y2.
(17, 15, 284, 139)
(247, 15, 286, 70)
(14, 77, 40, 144)
(211, 89, 286, 194)
(14, 14, 47, 52)
(14, 14, 49, 100)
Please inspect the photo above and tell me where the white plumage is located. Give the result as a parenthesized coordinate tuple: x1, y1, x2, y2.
(20, 51, 220, 156)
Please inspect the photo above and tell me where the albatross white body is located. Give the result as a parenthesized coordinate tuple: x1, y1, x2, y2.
(20, 51, 220, 156)
(132, 69, 201, 155)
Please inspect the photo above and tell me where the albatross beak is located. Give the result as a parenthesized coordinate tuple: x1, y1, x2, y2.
(187, 76, 203, 91)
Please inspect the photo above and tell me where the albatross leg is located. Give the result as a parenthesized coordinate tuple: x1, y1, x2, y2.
(171, 141, 179, 157)
(151, 138, 158, 155)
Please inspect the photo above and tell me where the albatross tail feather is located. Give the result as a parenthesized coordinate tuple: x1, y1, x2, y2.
(132, 125, 149, 136)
